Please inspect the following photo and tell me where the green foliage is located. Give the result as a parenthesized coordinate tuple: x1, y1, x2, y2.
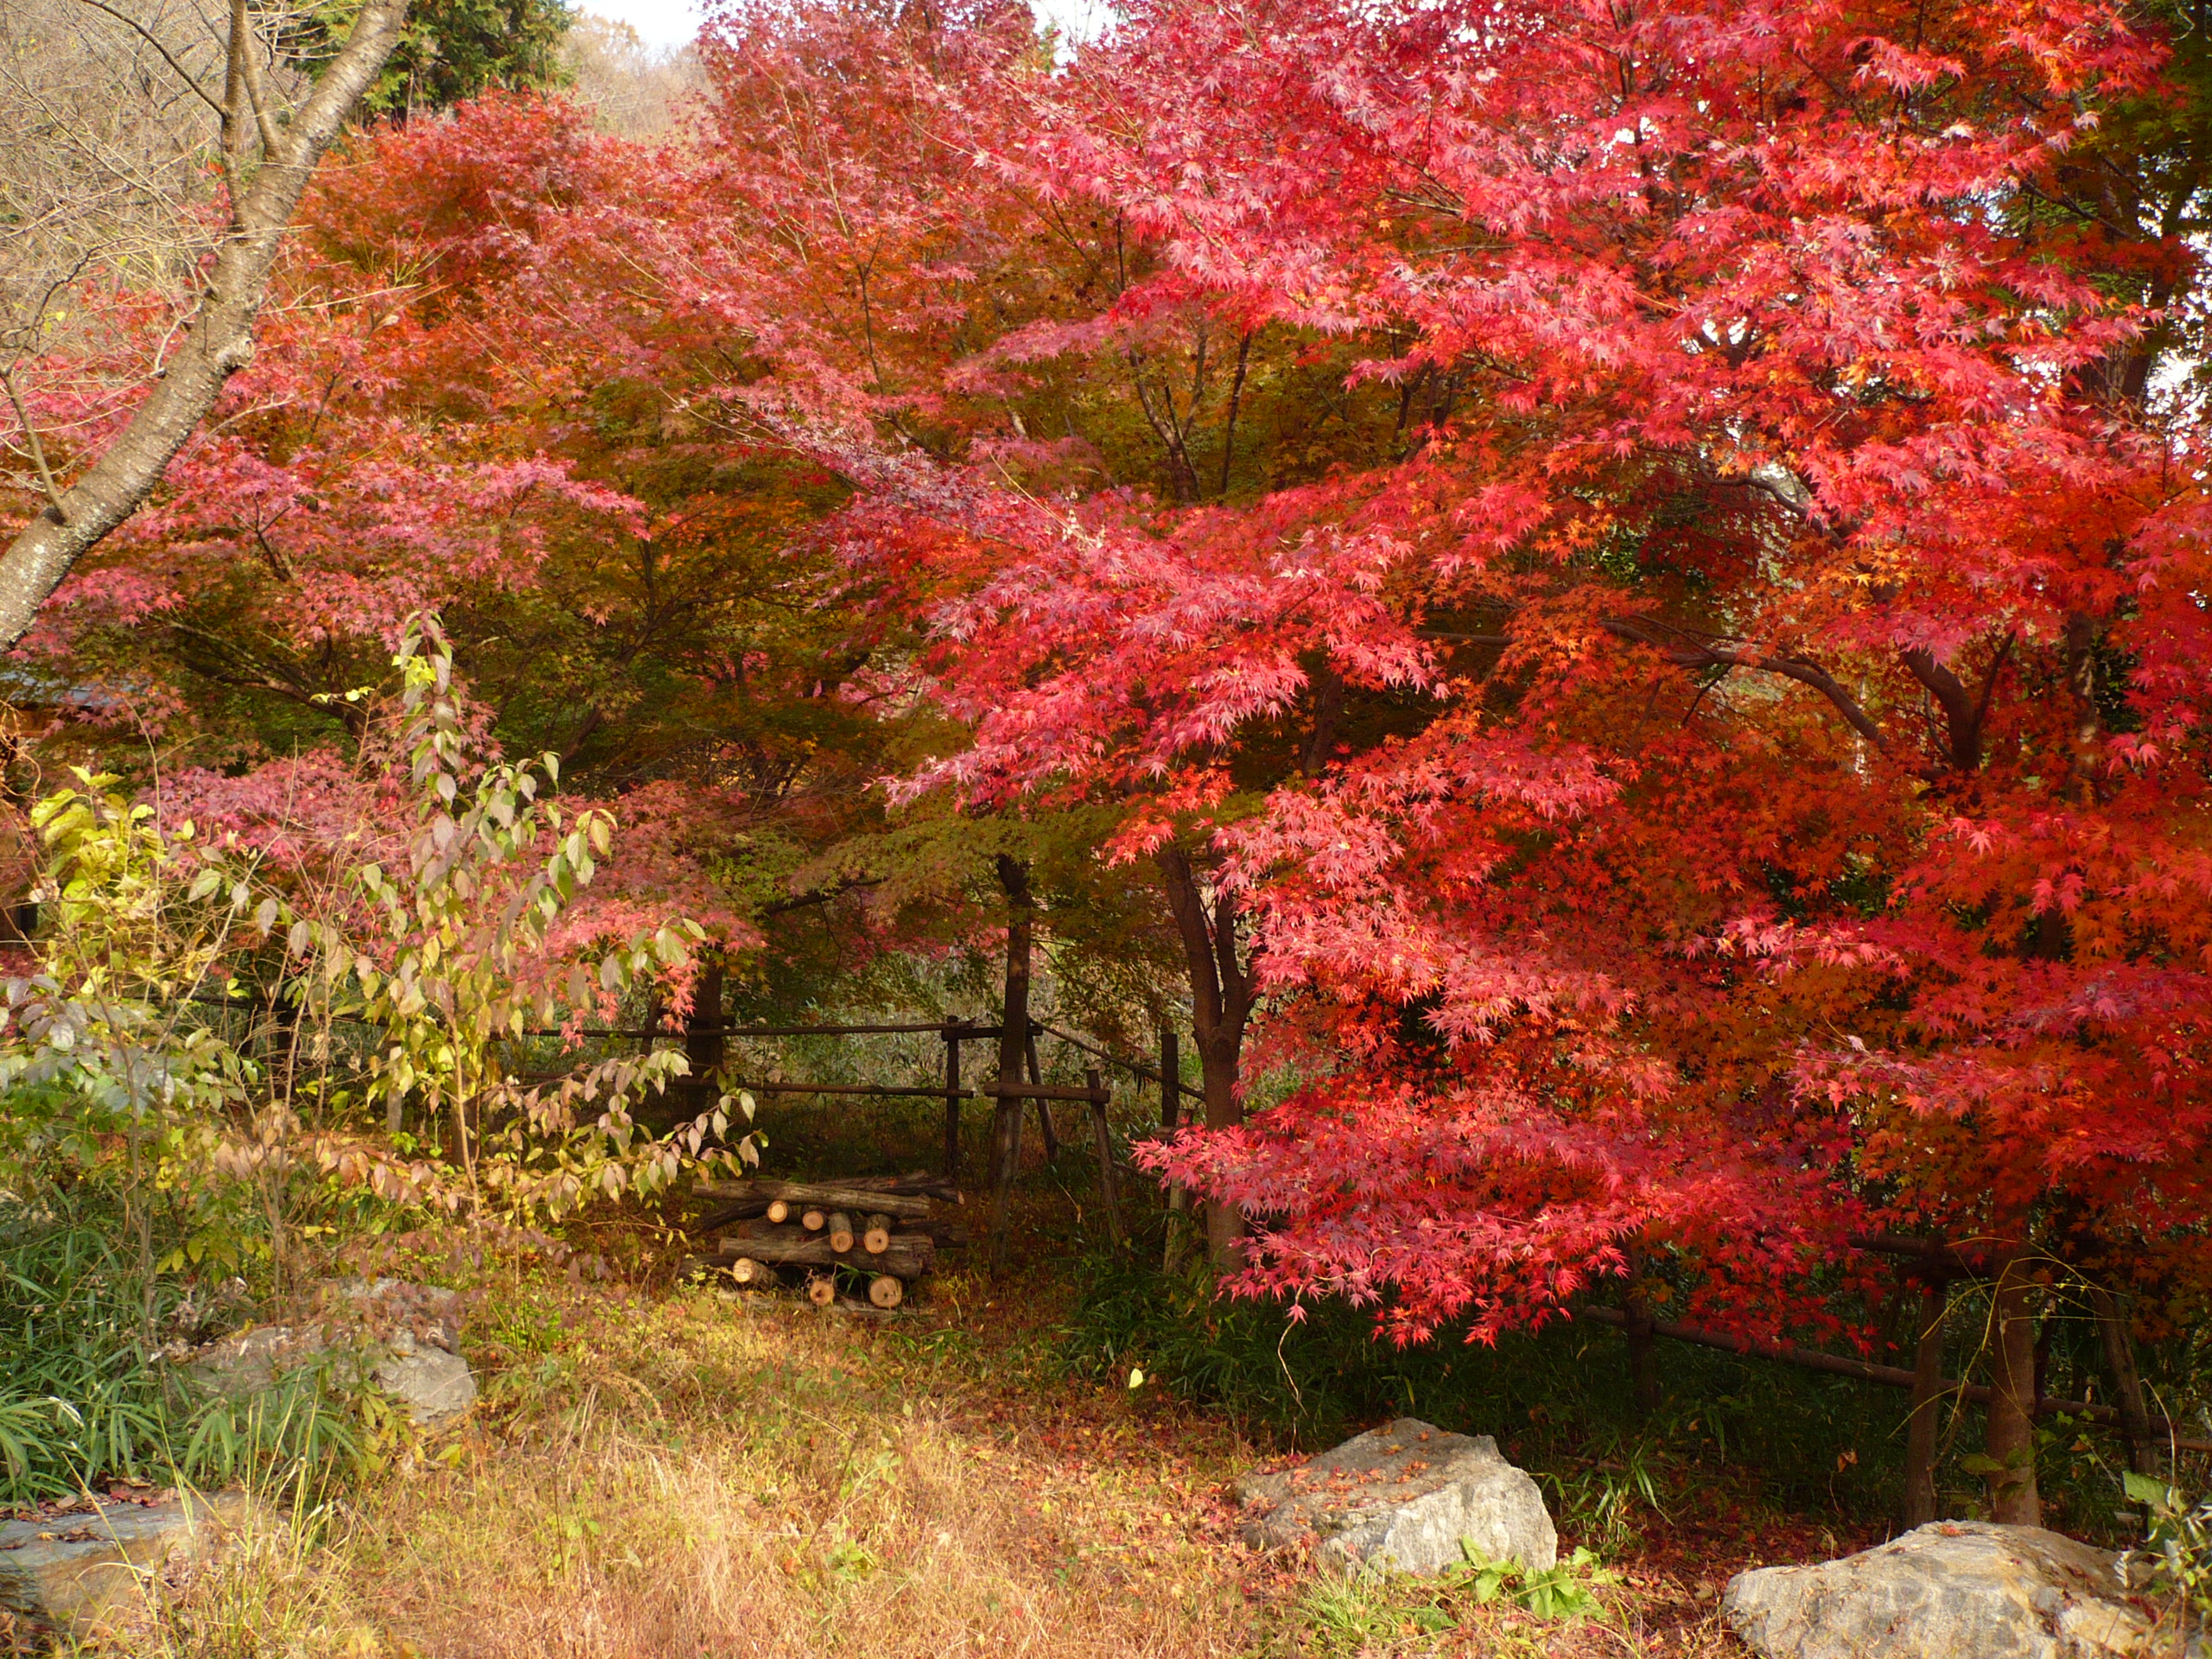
(2126, 1470, 2212, 1618)
(326, 616, 748, 1218)
(1447, 1544, 1618, 1620)
(1294, 1543, 1618, 1655)
(0, 616, 753, 1498)
(1065, 1247, 1933, 1533)
(300, 0, 576, 118)
(0, 1192, 359, 1505)
(1, 771, 264, 1178)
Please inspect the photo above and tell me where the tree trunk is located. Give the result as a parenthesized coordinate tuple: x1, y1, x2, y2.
(1085, 1069, 1123, 1248)
(1903, 1281, 1948, 1529)
(0, 0, 410, 645)
(1986, 1259, 2042, 1526)
(1161, 1026, 1193, 1269)
(684, 958, 725, 1114)
(2089, 1284, 2160, 1478)
(988, 855, 1033, 1275)
(1156, 844, 1256, 1269)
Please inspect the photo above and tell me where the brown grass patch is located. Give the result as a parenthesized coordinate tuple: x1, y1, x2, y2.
(137, 1265, 1789, 1658)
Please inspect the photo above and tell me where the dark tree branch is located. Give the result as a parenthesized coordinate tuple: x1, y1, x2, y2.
(1600, 616, 1889, 748)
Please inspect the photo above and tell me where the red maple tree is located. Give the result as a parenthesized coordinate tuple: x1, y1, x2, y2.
(710, 0, 2212, 1524)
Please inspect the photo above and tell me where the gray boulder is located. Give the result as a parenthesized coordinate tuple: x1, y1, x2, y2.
(371, 1331, 476, 1425)
(179, 1278, 474, 1427)
(1725, 1521, 2194, 1659)
(1236, 1415, 1557, 1576)
(0, 1491, 253, 1642)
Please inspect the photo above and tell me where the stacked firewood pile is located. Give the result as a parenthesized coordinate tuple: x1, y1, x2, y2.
(682, 1174, 963, 1308)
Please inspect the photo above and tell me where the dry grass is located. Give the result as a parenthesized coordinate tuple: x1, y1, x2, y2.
(134, 1264, 1768, 1659)
(149, 1268, 1265, 1659)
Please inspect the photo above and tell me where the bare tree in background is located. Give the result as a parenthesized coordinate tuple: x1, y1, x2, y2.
(0, 0, 408, 650)
(561, 13, 702, 139)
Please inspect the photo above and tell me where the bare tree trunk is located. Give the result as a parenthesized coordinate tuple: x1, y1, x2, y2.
(0, 0, 409, 646)
(1155, 844, 1256, 1269)
(1986, 1259, 2042, 1526)
(683, 957, 724, 1119)
(1902, 1281, 1948, 1529)
(1161, 1026, 1192, 1269)
(2089, 1284, 2160, 1478)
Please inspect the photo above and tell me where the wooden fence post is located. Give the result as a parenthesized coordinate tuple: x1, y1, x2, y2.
(1625, 1295, 1659, 1416)
(1085, 1068, 1122, 1249)
(942, 1022, 963, 1179)
(988, 857, 1033, 1277)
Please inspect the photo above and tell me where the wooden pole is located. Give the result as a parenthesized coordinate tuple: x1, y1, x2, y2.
(1085, 1068, 1123, 1249)
(1902, 1280, 1948, 1529)
(1625, 1295, 1659, 1416)
(1027, 1021, 1059, 1159)
(943, 1023, 963, 1179)
(988, 857, 1033, 1276)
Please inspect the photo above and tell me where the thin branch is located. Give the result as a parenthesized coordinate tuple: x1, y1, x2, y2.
(0, 368, 67, 524)
(65, 0, 226, 118)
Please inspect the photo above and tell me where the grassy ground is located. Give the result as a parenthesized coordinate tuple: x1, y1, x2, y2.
(80, 1095, 2172, 1656)
(132, 1242, 1883, 1659)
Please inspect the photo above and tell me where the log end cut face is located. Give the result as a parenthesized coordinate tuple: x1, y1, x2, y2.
(1235, 1415, 1558, 1577)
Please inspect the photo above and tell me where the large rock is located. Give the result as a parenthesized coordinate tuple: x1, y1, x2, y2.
(0, 1491, 253, 1641)
(1725, 1521, 2194, 1659)
(1236, 1416, 1558, 1576)
(179, 1278, 475, 1427)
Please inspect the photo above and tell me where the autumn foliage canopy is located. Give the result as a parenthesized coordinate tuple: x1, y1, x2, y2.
(10, 0, 2212, 1389)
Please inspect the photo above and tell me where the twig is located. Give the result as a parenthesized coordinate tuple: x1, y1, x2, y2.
(0, 368, 67, 524)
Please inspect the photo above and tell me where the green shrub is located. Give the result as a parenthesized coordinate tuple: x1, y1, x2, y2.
(0, 1188, 360, 1505)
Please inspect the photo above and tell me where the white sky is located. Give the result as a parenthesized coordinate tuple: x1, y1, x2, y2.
(582, 0, 1109, 53)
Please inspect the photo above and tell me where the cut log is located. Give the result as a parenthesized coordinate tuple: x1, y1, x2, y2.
(868, 1274, 905, 1309)
(805, 1274, 837, 1307)
(801, 1208, 826, 1231)
(686, 1200, 768, 1235)
(766, 1199, 791, 1224)
(863, 1213, 893, 1254)
(842, 1172, 964, 1204)
(695, 1179, 932, 1219)
(827, 1211, 855, 1253)
(711, 1228, 936, 1278)
(728, 1256, 773, 1287)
